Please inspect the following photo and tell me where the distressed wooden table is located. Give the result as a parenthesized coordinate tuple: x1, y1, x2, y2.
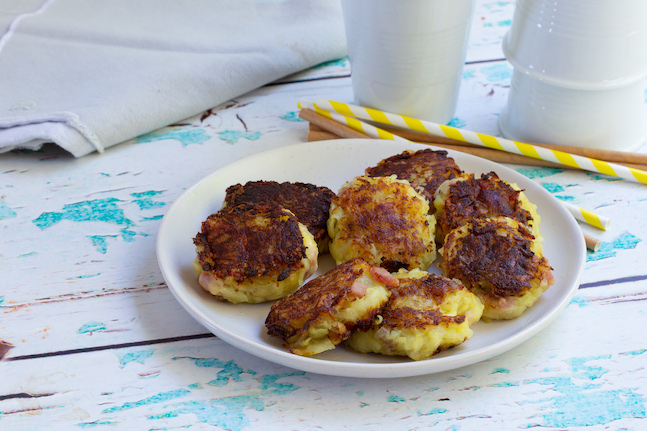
(2, 1, 646, 429)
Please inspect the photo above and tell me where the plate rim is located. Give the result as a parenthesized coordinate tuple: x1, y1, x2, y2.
(156, 139, 586, 378)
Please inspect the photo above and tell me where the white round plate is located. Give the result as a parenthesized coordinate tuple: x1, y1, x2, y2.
(156, 139, 586, 378)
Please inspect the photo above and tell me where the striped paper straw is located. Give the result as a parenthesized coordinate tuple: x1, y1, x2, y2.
(298, 98, 612, 230)
(560, 201, 610, 230)
(313, 98, 647, 185)
(298, 99, 409, 143)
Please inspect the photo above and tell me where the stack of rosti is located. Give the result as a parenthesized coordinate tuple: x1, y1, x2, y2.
(192, 148, 555, 361)
(192, 181, 333, 304)
(432, 171, 553, 321)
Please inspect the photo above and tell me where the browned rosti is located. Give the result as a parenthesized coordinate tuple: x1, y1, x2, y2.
(440, 216, 554, 321)
(193, 201, 318, 304)
(328, 175, 436, 272)
(365, 148, 463, 208)
(265, 258, 395, 356)
(433, 171, 538, 243)
(346, 269, 483, 360)
(224, 180, 335, 252)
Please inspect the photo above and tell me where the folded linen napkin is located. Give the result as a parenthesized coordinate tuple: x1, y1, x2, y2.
(0, 0, 346, 157)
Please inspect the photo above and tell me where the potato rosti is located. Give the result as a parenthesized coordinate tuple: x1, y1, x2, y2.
(193, 202, 318, 304)
(440, 216, 554, 321)
(223, 180, 335, 252)
(433, 171, 541, 244)
(328, 175, 437, 272)
(346, 268, 483, 361)
(265, 258, 396, 356)
(365, 148, 463, 209)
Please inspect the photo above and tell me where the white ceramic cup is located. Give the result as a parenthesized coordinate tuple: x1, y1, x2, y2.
(502, 0, 647, 89)
(499, 0, 647, 151)
(341, 0, 476, 124)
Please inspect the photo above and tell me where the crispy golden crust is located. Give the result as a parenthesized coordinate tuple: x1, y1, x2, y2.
(380, 273, 467, 329)
(224, 181, 335, 251)
(328, 176, 436, 272)
(440, 217, 551, 298)
(265, 258, 391, 354)
(365, 149, 462, 206)
(194, 202, 310, 283)
(345, 269, 483, 360)
(434, 172, 535, 241)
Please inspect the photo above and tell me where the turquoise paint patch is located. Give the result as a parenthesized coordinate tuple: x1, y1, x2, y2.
(119, 349, 154, 367)
(491, 368, 510, 374)
(541, 182, 565, 193)
(462, 69, 476, 79)
(77, 420, 117, 428)
(88, 235, 114, 254)
(218, 130, 262, 144)
(188, 383, 202, 389)
(447, 118, 467, 128)
(75, 273, 101, 279)
(0, 200, 16, 219)
(89, 230, 137, 254)
(103, 389, 190, 413)
(490, 382, 520, 387)
(33, 198, 134, 230)
(526, 376, 646, 428)
(18, 251, 37, 258)
(149, 396, 264, 431)
(175, 356, 257, 386)
(481, 63, 513, 83)
(517, 167, 564, 179)
(142, 215, 164, 221)
(137, 128, 210, 147)
(569, 296, 589, 307)
(208, 361, 246, 387)
(185, 357, 225, 368)
(498, 19, 512, 26)
(121, 228, 137, 242)
(257, 372, 304, 396)
(620, 349, 646, 356)
(312, 57, 349, 69)
(0, 296, 4, 304)
(78, 321, 107, 334)
(556, 195, 575, 202)
(584, 172, 623, 182)
(418, 408, 447, 415)
(568, 356, 611, 380)
(130, 190, 166, 210)
(483, 1, 509, 10)
(587, 232, 641, 261)
(280, 111, 304, 122)
(388, 395, 406, 403)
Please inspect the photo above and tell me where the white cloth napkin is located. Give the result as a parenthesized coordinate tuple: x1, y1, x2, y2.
(0, 0, 346, 157)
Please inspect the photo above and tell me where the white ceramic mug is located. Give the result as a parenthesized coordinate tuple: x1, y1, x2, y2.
(341, 0, 476, 124)
(499, 70, 647, 152)
(499, 0, 647, 151)
(503, 0, 647, 89)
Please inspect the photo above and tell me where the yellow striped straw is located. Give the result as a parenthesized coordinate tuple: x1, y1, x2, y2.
(313, 98, 647, 185)
(298, 99, 409, 143)
(560, 201, 610, 230)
